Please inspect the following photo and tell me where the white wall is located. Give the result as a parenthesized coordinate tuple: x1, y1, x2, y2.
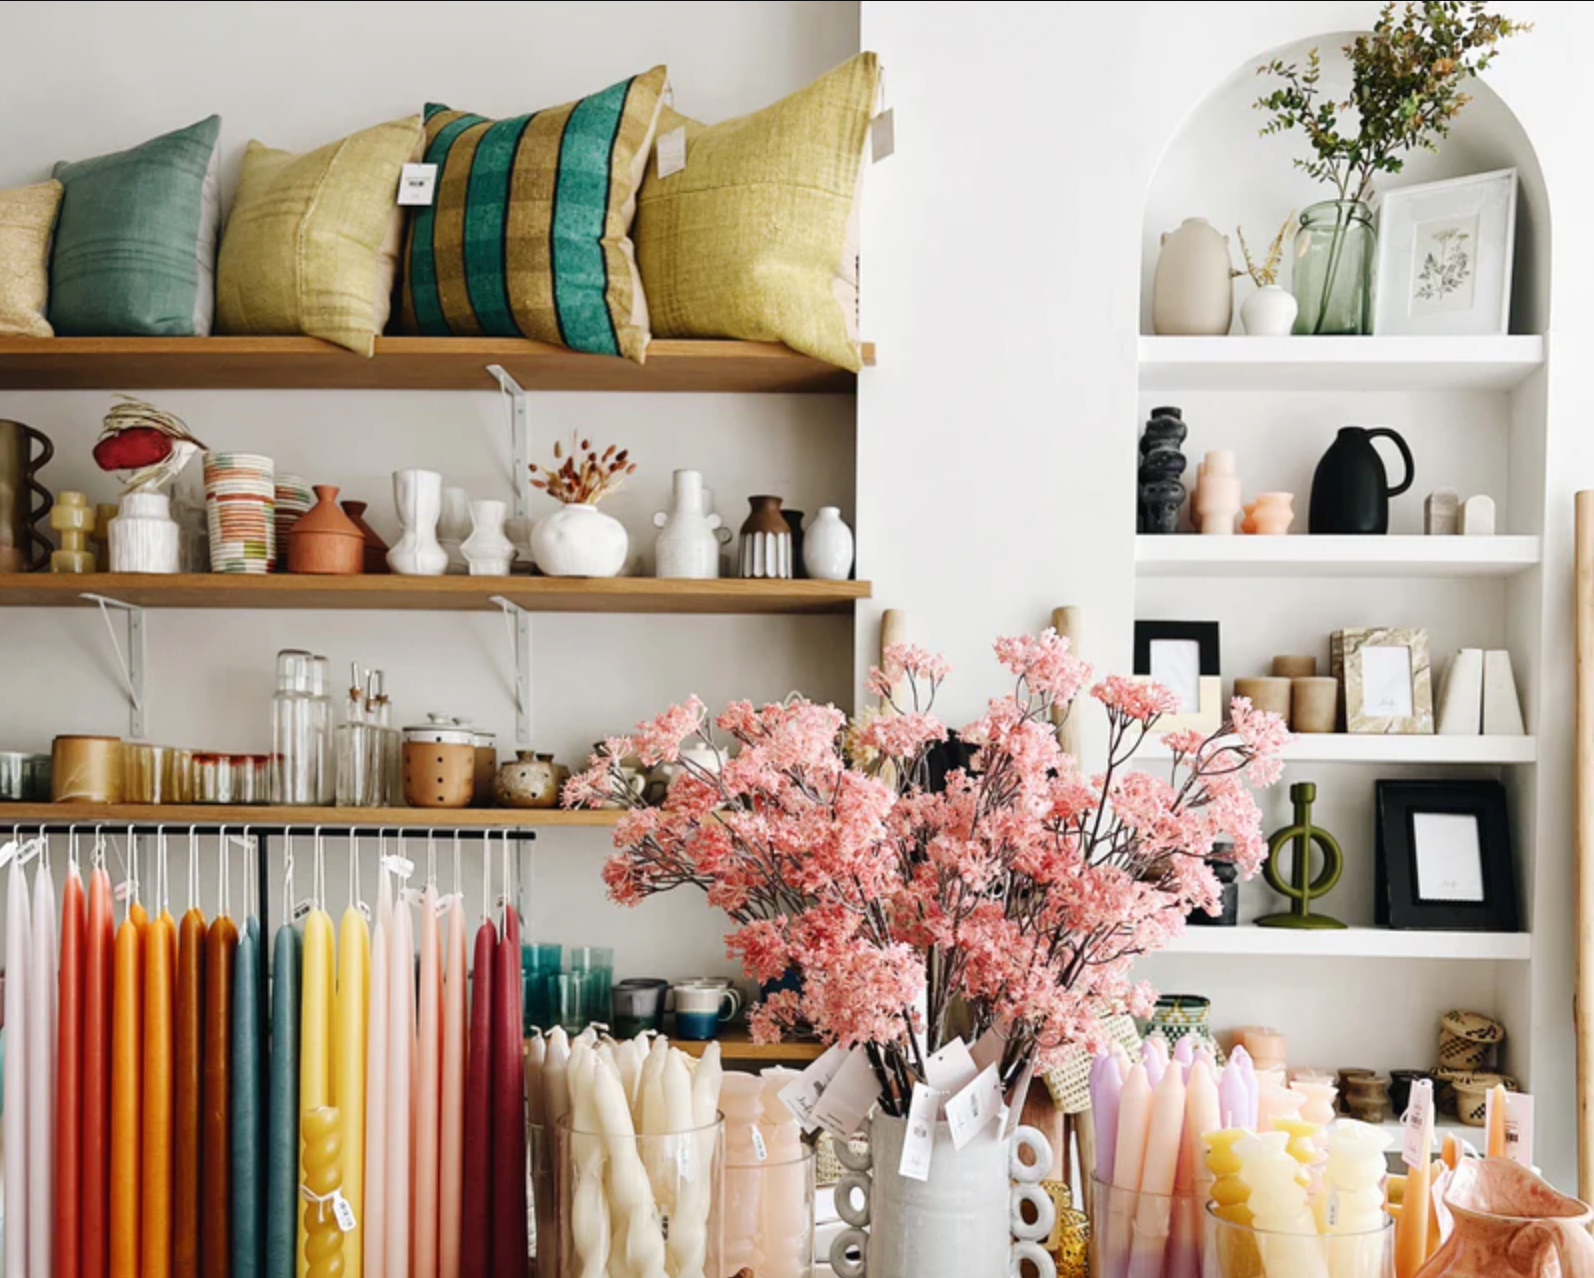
(0, 0, 860, 983)
(859, 0, 1588, 1187)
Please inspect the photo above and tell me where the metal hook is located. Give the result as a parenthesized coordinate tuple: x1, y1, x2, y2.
(426, 829, 438, 889)
(187, 825, 200, 913)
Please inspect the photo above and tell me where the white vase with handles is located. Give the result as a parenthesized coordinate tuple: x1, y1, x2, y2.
(653, 469, 723, 579)
(803, 506, 855, 581)
(530, 502, 628, 578)
(1241, 284, 1299, 336)
(461, 499, 516, 576)
(1153, 217, 1234, 336)
(387, 468, 449, 576)
(439, 484, 471, 574)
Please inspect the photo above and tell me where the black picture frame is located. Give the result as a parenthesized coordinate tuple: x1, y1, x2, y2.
(1375, 780, 1519, 932)
(1134, 621, 1221, 677)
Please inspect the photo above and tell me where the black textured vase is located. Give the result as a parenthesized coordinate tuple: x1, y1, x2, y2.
(1138, 406, 1189, 534)
(1308, 426, 1415, 535)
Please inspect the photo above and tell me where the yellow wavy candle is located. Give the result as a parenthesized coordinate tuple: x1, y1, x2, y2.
(302, 1106, 346, 1278)
(1203, 1128, 1254, 1226)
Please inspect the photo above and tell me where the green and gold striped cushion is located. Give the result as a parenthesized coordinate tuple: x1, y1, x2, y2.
(400, 68, 667, 362)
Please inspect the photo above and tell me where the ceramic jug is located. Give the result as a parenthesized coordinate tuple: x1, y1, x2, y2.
(1309, 426, 1414, 535)
(1153, 218, 1234, 336)
(1419, 1158, 1594, 1278)
(653, 469, 722, 579)
(0, 419, 54, 572)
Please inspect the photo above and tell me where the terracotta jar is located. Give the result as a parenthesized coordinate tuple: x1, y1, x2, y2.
(494, 750, 569, 809)
(341, 500, 390, 574)
(1424, 1158, 1594, 1278)
(402, 718, 476, 809)
(287, 484, 364, 575)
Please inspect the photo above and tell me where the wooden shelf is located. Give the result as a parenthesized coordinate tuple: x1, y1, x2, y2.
(1138, 335, 1545, 393)
(0, 803, 623, 829)
(674, 1030, 826, 1064)
(0, 336, 872, 394)
(1165, 927, 1531, 961)
(1139, 734, 1537, 765)
(1135, 535, 1542, 578)
(0, 573, 871, 615)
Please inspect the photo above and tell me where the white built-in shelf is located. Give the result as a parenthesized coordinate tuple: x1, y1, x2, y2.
(1139, 734, 1537, 765)
(1165, 927, 1531, 961)
(1137, 335, 1546, 393)
(1135, 535, 1542, 578)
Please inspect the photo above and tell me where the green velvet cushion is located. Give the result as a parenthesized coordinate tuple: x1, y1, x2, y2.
(50, 115, 222, 336)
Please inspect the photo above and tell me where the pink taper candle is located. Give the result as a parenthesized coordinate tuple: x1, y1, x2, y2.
(1106, 1063, 1153, 1278)
(1129, 1061, 1186, 1278)
(362, 883, 391, 1278)
(1089, 1053, 1123, 1184)
(29, 863, 58, 1278)
(438, 899, 467, 1278)
(384, 892, 414, 1278)
(412, 886, 442, 1278)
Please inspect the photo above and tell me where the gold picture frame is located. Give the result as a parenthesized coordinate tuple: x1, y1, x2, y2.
(1340, 628, 1435, 735)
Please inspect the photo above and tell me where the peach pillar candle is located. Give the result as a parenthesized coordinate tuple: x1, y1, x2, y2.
(439, 899, 467, 1278)
(413, 887, 443, 1278)
(335, 906, 370, 1278)
(29, 865, 57, 1278)
(142, 910, 177, 1277)
(110, 909, 144, 1278)
(297, 909, 335, 1278)
(363, 891, 390, 1278)
(385, 895, 414, 1278)
(56, 868, 85, 1278)
(83, 868, 114, 1278)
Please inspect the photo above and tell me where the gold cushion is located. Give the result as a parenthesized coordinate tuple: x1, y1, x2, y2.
(216, 116, 423, 356)
(634, 53, 879, 371)
(0, 180, 62, 338)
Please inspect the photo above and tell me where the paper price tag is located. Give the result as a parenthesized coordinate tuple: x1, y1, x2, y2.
(870, 109, 895, 163)
(1402, 1079, 1434, 1169)
(332, 1191, 357, 1234)
(945, 1065, 1003, 1152)
(898, 1083, 942, 1183)
(971, 1028, 1006, 1075)
(17, 840, 42, 869)
(750, 1126, 768, 1163)
(778, 1044, 849, 1134)
(924, 1037, 978, 1096)
(1325, 1188, 1340, 1230)
(656, 127, 687, 179)
(292, 898, 314, 922)
(397, 162, 438, 207)
(382, 854, 415, 880)
(357, 901, 372, 922)
(1504, 1092, 1535, 1168)
(115, 880, 136, 903)
(810, 1046, 881, 1138)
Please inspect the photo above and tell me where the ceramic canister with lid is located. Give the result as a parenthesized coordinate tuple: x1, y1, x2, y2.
(472, 730, 497, 806)
(403, 715, 477, 809)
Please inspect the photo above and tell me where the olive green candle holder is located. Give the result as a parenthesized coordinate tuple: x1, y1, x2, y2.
(1256, 781, 1347, 929)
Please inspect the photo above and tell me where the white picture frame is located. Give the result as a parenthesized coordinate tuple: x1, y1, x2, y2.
(1372, 168, 1518, 337)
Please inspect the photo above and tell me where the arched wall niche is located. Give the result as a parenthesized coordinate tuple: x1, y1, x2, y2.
(1138, 30, 1549, 336)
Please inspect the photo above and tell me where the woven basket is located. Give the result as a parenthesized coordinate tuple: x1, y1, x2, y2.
(1044, 1015, 1142, 1114)
(1453, 1073, 1518, 1127)
(1439, 1010, 1505, 1071)
(815, 1134, 869, 1187)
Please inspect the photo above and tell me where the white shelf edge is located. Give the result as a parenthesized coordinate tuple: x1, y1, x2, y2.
(1134, 535, 1542, 579)
(1138, 735, 1537, 765)
(1163, 927, 1531, 961)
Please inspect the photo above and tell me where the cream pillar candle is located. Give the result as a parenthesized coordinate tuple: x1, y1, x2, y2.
(1325, 1121, 1392, 1278)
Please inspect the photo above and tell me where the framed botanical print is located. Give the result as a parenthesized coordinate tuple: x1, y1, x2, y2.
(1376, 780, 1519, 932)
(1340, 628, 1435, 736)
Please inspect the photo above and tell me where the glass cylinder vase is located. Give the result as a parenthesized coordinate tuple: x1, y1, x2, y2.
(1088, 1177, 1203, 1278)
(1292, 200, 1374, 336)
(1201, 1203, 1394, 1278)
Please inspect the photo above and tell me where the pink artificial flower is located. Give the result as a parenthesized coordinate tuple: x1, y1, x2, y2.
(993, 630, 1093, 705)
(748, 989, 803, 1045)
(856, 710, 947, 759)
(632, 696, 708, 766)
(1091, 675, 1182, 722)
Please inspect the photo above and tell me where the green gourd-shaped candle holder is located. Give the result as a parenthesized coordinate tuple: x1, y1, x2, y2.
(1256, 781, 1347, 929)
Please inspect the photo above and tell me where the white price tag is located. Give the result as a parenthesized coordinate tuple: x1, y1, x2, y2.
(357, 901, 372, 922)
(656, 127, 687, 179)
(332, 1191, 357, 1234)
(382, 855, 415, 880)
(898, 1083, 941, 1183)
(292, 898, 314, 922)
(810, 1047, 881, 1139)
(750, 1126, 768, 1163)
(115, 880, 136, 903)
(778, 1044, 849, 1134)
(1504, 1092, 1535, 1168)
(402, 888, 424, 908)
(924, 1038, 978, 1096)
(944, 1065, 1003, 1152)
(397, 162, 438, 207)
(871, 109, 895, 163)
(1402, 1079, 1434, 1170)
(435, 892, 462, 918)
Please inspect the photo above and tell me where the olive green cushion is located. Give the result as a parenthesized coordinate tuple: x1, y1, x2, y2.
(50, 115, 222, 336)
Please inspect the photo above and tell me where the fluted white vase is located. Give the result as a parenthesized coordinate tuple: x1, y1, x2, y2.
(109, 492, 180, 574)
(387, 468, 449, 576)
(653, 470, 723, 579)
(462, 499, 517, 576)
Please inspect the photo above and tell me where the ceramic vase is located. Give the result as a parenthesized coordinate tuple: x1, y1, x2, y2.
(531, 502, 628, 577)
(1153, 218, 1234, 336)
(1138, 407, 1188, 535)
(387, 468, 449, 576)
(803, 507, 854, 580)
(829, 1115, 1057, 1278)
(653, 469, 723, 579)
(1308, 427, 1415, 535)
(204, 451, 276, 574)
(0, 419, 54, 573)
(286, 484, 364, 575)
(1241, 284, 1299, 336)
(439, 484, 471, 574)
(493, 750, 568, 809)
(109, 491, 180, 574)
(461, 499, 516, 576)
(1419, 1158, 1594, 1278)
(341, 500, 390, 574)
(740, 495, 793, 580)
(1195, 451, 1242, 535)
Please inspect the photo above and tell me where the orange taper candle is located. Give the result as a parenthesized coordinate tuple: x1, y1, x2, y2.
(204, 916, 239, 1278)
(142, 910, 177, 1276)
(173, 910, 206, 1278)
(109, 911, 144, 1278)
(82, 869, 114, 1278)
(56, 868, 86, 1278)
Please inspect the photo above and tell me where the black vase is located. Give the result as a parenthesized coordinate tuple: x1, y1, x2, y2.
(1308, 426, 1415, 535)
(1187, 859, 1239, 927)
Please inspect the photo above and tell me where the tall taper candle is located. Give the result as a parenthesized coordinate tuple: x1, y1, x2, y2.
(4, 855, 31, 1278)
(266, 924, 301, 1278)
(142, 909, 176, 1277)
(493, 911, 528, 1278)
(298, 910, 335, 1278)
(83, 869, 114, 1278)
(461, 920, 496, 1277)
(233, 922, 265, 1278)
(363, 891, 390, 1278)
(385, 895, 414, 1278)
(413, 887, 443, 1278)
(438, 900, 466, 1278)
(334, 906, 369, 1278)
(205, 916, 239, 1278)
(174, 910, 206, 1278)
(56, 868, 86, 1278)
(29, 865, 57, 1278)
(110, 910, 144, 1278)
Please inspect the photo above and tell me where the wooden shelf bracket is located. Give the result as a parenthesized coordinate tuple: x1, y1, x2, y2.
(83, 592, 147, 738)
(490, 594, 534, 746)
(487, 364, 533, 522)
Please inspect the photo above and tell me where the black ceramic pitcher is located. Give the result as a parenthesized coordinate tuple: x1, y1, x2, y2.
(1308, 426, 1414, 535)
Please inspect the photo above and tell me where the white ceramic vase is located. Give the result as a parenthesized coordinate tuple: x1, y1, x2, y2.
(1153, 217, 1234, 336)
(1241, 284, 1299, 336)
(109, 491, 180, 574)
(439, 484, 471, 574)
(653, 469, 723, 579)
(387, 468, 449, 576)
(461, 499, 516, 576)
(803, 506, 855, 581)
(531, 503, 628, 578)
(830, 1115, 1056, 1278)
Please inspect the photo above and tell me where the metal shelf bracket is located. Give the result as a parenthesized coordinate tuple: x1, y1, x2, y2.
(490, 594, 533, 747)
(487, 364, 531, 522)
(82, 592, 147, 739)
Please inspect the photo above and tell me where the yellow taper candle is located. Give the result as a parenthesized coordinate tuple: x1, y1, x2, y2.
(335, 906, 370, 1278)
(297, 909, 335, 1278)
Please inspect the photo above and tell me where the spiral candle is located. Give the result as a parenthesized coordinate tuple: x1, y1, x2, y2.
(302, 1107, 346, 1278)
(1203, 1129, 1253, 1226)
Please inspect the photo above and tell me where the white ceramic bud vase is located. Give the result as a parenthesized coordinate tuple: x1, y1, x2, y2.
(1241, 284, 1300, 336)
(803, 506, 855, 581)
(439, 484, 472, 574)
(654, 469, 723, 579)
(531, 502, 628, 578)
(461, 499, 516, 576)
(109, 491, 181, 574)
(387, 468, 449, 576)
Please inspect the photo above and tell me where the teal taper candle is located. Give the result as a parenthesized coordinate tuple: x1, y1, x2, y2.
(232, 922, 264, 1277)
(265, 923, 300, 1278)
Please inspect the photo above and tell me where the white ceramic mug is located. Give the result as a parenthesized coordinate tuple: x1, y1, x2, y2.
(673, 982, 742, 1020)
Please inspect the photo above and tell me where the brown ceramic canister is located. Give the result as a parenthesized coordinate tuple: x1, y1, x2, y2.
(1292, 677, 1339, 735)
(51, 734, 126, 804)
(286, 484, 365, 575)
(1233, 677, 1292, 726)
(341, 500, 391, 575)
(402, 719, 476, 809)
(0, 419, 54, 573)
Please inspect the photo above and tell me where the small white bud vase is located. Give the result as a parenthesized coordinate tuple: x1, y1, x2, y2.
(387, 468, 449, 576)
(802, 506, 855, 581)
(1241, 284, 1300, 337)
(108, 491, 180, 574)
(439, 484, 472, 574)
(653, 469, 723, 579)
(461, 499, 516, 576)
(531, 502, 628, 578)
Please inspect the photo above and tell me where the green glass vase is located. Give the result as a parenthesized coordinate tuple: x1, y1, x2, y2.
(1292, 200, 1375, 336)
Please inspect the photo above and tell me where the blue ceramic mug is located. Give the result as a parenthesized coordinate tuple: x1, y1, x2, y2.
(672, 982, 741, 1041)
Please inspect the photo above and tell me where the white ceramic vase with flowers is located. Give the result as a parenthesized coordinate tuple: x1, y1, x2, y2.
(528, 435, 636, 578)
(1236, 214, 1299, 336)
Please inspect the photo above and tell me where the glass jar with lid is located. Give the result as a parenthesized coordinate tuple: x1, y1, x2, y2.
(272, 649, 317, 805)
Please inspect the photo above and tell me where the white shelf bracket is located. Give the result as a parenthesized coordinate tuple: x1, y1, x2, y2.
(487, 364, 531, 522)
(490, 595, 533, 747)
(81, 593, 147, 740)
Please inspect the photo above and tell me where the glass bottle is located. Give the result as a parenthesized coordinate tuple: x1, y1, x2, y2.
(271, 649, 316, 805)
(370, 671, 400, 807)
(310, 654, 335, 805)
(335, 663, 372, 808)
(1292, 200, 1375, 336)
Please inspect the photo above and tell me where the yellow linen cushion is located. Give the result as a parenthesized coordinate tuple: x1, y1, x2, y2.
(634, 53, 878, 371)
(216, 116, 423, 356)
(0, 180, 63, 338)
